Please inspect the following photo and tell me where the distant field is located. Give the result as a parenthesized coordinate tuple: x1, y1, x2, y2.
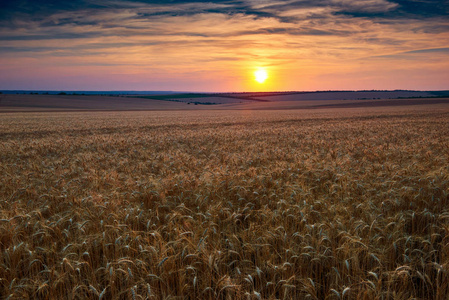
(0, 94, 195, 112)
(1, 93, 449, 112)
(1, 103, 449, 299)
(249, 90, 439, 101)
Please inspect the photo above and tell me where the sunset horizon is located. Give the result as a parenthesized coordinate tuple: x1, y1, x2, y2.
(1, 88, 449, 93)
(1, 0, 448, 92)
(2, 2, 449, 298)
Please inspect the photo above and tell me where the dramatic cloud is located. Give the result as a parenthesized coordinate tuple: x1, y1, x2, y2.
(0, 0, 448, 91)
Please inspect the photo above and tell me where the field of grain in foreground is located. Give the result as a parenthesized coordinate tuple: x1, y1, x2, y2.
(1, 105, 449, 299)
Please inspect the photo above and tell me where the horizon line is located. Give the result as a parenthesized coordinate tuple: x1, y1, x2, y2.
(1, 89, 448, 93)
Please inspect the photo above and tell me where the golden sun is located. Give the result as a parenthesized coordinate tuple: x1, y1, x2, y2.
(254, 69, 268, 84)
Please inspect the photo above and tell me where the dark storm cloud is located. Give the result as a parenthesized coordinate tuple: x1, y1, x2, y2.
(1, 0, 448, 31)
(0, 0, 445, 22)
(0, 0, 297, 30)
(0, 0, 98, 22)
(394, 0, 449, 17)
(334, 0, 449, 19)
(0, 1, 245, 22)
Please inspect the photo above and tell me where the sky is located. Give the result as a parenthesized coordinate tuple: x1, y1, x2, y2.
(0, 0, 448, 92)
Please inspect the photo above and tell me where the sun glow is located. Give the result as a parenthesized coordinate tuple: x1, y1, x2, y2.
(254, 69, 268, 84)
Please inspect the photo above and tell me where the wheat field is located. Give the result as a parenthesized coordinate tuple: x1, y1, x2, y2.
(1, 106, 449, 299)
